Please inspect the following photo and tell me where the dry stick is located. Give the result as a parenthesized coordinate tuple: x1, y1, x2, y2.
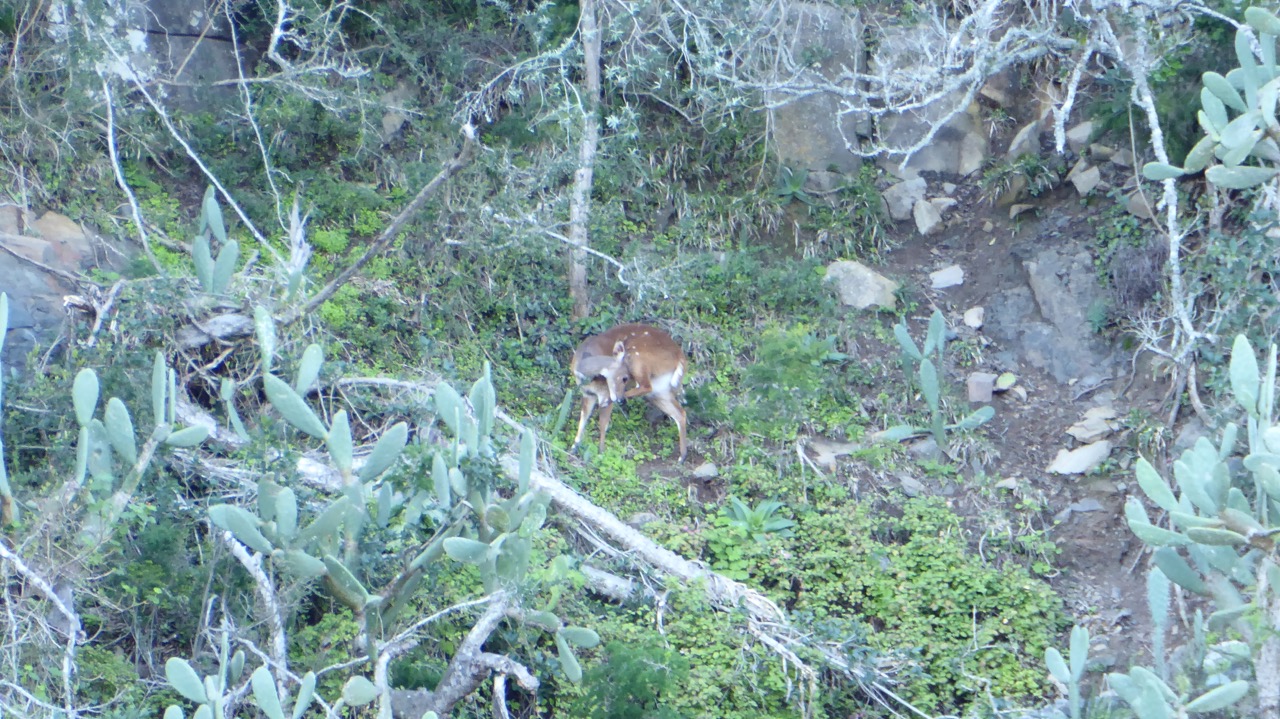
(285, 128, 479, 326)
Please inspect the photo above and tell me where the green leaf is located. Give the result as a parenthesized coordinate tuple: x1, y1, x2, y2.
(358, 422, 408, 482)
(1135, 458, 1178, 512)
(923, 309, 946, 357)
(1201, 87, 1229, 132)
(919, 359, 939, 412)
(278, 549, 327, 578)
(152, 352, 167, 426)
(1207, 605, 1252, 632)
(193, 706, 211, 719)
(435, 382, 463, 435)
(443, 537, 489, 563)
(1185, 679, 1250, 713)
(433, 453, 452, 509)
(254, 306, 276, 373)
(209, 504, 273, 554)
(323, 555, 370, 606)
(193, 233, 214, 291)
(560, 626, 600, 648)
(164, 425, 210, 447)
(297, 497, 349, 548)
(525, 610, 561, 631)
(275, 488, 298, 540)
(1186, 527, 1248, 546)
(104, 398, 138, 465)
(556, 632, 583, 682)
(292, 672, 316, 719)
(518, 429, 535, 495)
(251, 666, 284, 719)
(877, 425, 923, 442)
(995, 372, 1018, 390)
(1219, 111, 1261, 150)
(376, 483, 393, 529)
(951, 405, 995, 431)
(165, 657, 208, 704)
(294, 344, 323, 396)
(326, 410, 353, 473)
(164, 705, 184, 719)
(211, 240, 239, 295)
(342, 676, 377, 707)
(1247, 7, 1280, 37)
(1230, 334, 1260, 415)
(73, 369, 99, 427)
(1204, 70, 1248, 112)
(1045, 647, 1069, 684)
(203, 185, 227, 244)
(1206, 163, 1280, 189)
(1142, 162, 1185, 181)
(1183, 135, 1216, 173)
(229, 650, 245, 683)
(1068, 624, 1089, 679)
(263, 374, 327, 439)
(893, 323, 922, 360)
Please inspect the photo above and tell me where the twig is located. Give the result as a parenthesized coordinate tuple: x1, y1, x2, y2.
(100, 77, 165, 277)
(0, 541, 82, 718)
(220, 530, 290, 696)
(286, 127, 478, 324)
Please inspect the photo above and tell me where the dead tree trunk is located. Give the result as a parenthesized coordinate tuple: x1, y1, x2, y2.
(567, 0, 601, 321)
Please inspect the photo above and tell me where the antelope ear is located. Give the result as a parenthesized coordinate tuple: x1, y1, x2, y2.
(612, 340, 626, 355)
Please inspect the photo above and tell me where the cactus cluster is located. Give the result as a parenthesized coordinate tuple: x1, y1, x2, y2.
(193, 186, 240, 295)
(1142, 7, 1280, 190)
(883, 309, 994, 452)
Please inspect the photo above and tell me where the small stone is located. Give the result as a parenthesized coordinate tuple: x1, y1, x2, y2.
(692, 461, 719, 479)
(967, 372, 998, 402)
(913, 199, 944, 235)
(995, 174, 1029, 206)
(1090, 144, 1116, 161)
(1126, 191, 1155, 219)
(626, 512, 661, 528)
(963, 306, 985, 329)
(929, 264, 965, 289)
(1009, 203, 1036, 219)
(1065, 121, 1094, 153)
(995, 477, 1019, 490)
(1070, 165, 1102, 195)
(907, 437, 941, 462)
(899, 474, 927, 497)
(1110, 149, 1135, 168)
(942, 182, 958, 194)
(1066, 407, 1120, 443)
(1047, 440, 1113, 475)
(982, 220, 994, 232)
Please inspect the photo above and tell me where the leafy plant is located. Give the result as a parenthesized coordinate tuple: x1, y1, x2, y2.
(723, 497, 796, 542)
(773, 166, 815, 206)
(881, 309, 994, 453)
(1142, 7, 1280, 189)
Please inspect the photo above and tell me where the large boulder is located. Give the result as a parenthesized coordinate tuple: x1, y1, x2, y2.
(873, 24, 989, 179)
(767, 3, 866, 173)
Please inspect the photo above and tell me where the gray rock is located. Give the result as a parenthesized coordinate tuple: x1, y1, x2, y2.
(1090, 143, 1116, 161)
(874, 24, 988, 178)
(929, 264, 964, 289)
(899, 474, 927, 497)
(913, 199, 943, 235)
(1006, 121, 1042, 159)
(1047, 440, 1113, 475)
(1126, 191, 1155, 219)
(1110, 148, 1135, 168)
(692, 462, 719, 479)
(1009, 203, 1036, 219)
(1065, 121, 1094, 153)
(929, 197, 958, 215)
(767, 3, 865, 173)
(967, 372, 997, 402)
(1070, 165, 1102, 195)
(824, 260, 900, 310)
(883, 177, 928, 220)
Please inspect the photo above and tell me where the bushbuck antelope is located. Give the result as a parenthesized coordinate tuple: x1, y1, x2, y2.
(569, 323, 688, 462)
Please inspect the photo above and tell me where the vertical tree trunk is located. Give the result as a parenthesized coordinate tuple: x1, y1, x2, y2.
(568, 0, 602, 321)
